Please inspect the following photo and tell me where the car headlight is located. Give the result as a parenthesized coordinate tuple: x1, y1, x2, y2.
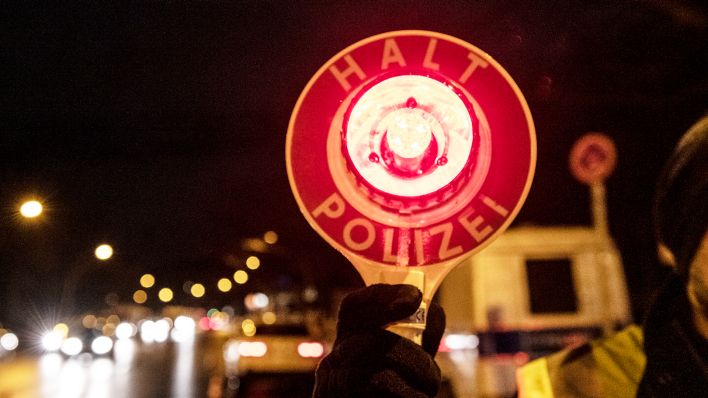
(60, 337, 83, 356)
(91, 336, 113, 355)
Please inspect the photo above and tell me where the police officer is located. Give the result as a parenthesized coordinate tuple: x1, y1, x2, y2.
(518, 116, 708, 397)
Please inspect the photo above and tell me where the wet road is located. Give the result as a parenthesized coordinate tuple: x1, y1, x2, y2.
(0, 334, 227, 398)
(0, 334, 493, 398)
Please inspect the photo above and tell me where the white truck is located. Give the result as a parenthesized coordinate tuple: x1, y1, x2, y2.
(438, 226, 632, 397)
(441, 226, 631, 336)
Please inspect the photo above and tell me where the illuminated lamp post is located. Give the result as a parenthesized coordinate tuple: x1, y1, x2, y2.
(286, 31, 535, 343)
(94, 244, 114, 261)
(19, 200, 43, 219)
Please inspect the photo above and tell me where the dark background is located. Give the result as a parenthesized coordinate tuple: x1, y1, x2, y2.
(1, 1, 707, 329)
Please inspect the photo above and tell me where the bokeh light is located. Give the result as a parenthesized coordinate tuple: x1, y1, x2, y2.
(303, 286, 319, 303)
(190, 283, 205, 298)
(261, 311, 277, 325)
(298, 342, 325, 358)
(174, 316, 195, 332)
(53, 323, 69, 339)
(158, 288, 173, 303)
(238, 341, 267, 357)
(154, 319, 171, 343)
(140, 274, 155, 288)
(244, 293, 269, 311)
(91, 336, 113, 355)
(82, 314, 97, 329)
(233, 270, 248, 284)
(263, 230, 278, 244)
(19, 200, 43, 218)
(102, 323, 116, 337)
(217, 278, 232, 292)
(246, 256, 260, 270)
(60, 337, 83, 356)
(133, 290, 147, 304)
(115, 322, 137, 340)
(241, 319, 256, 337)
(41, 331, 63, 352)
(172, 316, 196, 343)
(0, 333, 19, 351)
(95, 244, 114, 260)
(140, 320, 156, 343)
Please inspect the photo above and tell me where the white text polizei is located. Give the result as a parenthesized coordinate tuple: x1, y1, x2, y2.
(311, 192, 508, 265)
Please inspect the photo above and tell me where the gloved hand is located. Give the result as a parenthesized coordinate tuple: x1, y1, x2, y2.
(313, 284, 446, 398)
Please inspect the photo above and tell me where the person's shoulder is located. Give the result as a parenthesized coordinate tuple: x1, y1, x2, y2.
(588, 324, 644, 366)
(517, 325, 646, 398)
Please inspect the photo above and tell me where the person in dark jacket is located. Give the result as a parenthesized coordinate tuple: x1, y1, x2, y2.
(518, 115, 708, 397)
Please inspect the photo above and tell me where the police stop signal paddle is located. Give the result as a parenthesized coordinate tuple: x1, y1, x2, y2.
(286, 31, 535, 343)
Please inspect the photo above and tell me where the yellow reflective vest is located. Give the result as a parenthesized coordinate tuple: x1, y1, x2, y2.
(517, 325, 646, 398)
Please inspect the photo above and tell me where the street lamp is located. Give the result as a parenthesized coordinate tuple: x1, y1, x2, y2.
(263, 230, 278, 244)
(158, 288, 173, 303)
(190, 283, 205, 298)
(140, 274, 155, 288)
(19, 200, 43, 218)
(94, 244, 113, 261)
(246, 256, 260, 270)
(233, 270, 248, 285)
(217, 278, 232, 292)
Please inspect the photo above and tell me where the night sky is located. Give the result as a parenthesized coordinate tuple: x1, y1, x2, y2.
(1, 1, 707, 329)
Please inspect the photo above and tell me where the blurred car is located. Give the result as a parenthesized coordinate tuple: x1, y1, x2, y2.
(222, 321, 329, 397)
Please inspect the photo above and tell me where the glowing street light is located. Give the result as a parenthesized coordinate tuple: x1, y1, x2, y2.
(190, 283, 205, 298)
(53, 323, 69, 338)
(158, 288, 174, 303)
(246, 256, 260, 270)
(262, 311, 277, 325)
(241, 319, 256, 337)
(95, 244, 114, 261)
(140, 274, 155, 288)
(133, 290, 147, 304)
(19, 200, 43, 218)
(217, 278, 232, 292)
(263, 230, 278, 244)
(233, 270, 248, 284)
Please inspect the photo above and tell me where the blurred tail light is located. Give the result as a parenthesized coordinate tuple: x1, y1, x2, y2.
(238, 341, 267, 357)
(297, 342, 324, 358)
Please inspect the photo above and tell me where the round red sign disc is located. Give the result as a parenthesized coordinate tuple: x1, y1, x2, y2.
(569, 133, 617, 185)
(286, 31, 535, 267)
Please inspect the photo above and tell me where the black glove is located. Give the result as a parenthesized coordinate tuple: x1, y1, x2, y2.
(313, 284, 446, 398)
